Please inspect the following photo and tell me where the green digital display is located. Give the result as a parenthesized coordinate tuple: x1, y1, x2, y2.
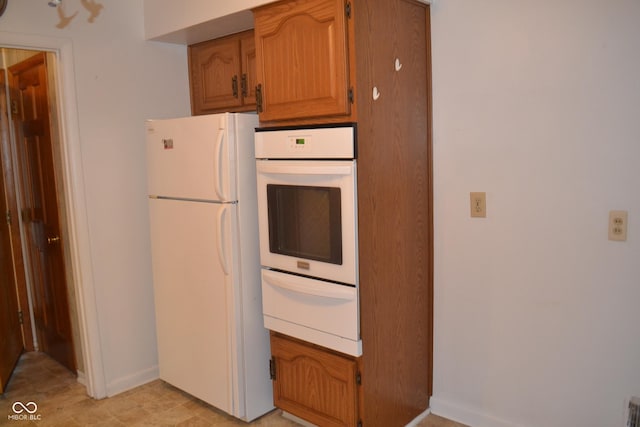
(296, 138, 305, 145)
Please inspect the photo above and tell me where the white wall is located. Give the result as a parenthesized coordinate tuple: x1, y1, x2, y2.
(0, 0, 190, 396)
(430, 1, 640, 427)
(143, 0, 276, 44)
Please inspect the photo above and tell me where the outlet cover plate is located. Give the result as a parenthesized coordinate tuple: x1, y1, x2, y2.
(608, 210, 628, 241)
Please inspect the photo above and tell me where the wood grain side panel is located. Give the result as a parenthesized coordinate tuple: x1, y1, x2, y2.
(354, 0, 433, 425)
(424, 4, 434, 403)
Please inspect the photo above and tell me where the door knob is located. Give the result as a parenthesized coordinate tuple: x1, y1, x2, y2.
(47, 236, 60, 244)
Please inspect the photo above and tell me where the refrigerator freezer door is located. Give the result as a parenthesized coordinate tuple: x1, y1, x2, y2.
(148, 197, 235, 413)
(146, 114, 236, 201)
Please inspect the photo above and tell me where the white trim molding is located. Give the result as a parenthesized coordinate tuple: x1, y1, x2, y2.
(0, 31, 106, 399)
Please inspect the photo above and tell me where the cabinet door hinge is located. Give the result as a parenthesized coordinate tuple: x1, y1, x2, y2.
(5, 210, 11, 225)
(345, 1, 352, 18)
(18, 310, 24, 325)
(269, 357, 276, 380)
(356, 371, 361, 385)
(256, 84, 263, 113)
(348, 87, 354, 104)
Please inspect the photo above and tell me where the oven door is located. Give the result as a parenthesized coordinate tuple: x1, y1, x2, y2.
(255, 159, 357, 285)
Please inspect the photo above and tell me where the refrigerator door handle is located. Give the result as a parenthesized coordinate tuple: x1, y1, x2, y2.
(214, 129, 226, 201)
(217, 206, 229, 276)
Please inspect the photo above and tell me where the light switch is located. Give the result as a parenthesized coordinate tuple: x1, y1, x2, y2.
(470, 192, 486, 218)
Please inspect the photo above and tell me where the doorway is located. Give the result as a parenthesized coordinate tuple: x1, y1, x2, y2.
(0, 33, 105, 399)
(1, 48, 81, 384)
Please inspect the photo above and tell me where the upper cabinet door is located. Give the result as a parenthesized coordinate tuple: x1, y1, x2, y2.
(254, 0, 351, 122)
(189, 36, 243, 114)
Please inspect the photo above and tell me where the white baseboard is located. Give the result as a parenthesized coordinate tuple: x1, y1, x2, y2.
(282, 407, 431, 427)
(430, 396, 517, 427)
(406, 407, 431, 426)
(281, 411, 317, 427)
(105, 365, 160, 397)
(76, 369, 86, 386)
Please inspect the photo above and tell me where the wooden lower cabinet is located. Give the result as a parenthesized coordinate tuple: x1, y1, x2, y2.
(270, 332, 360, 427)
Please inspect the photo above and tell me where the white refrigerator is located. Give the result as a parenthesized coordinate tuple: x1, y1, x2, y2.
(145, 112, 272, 421)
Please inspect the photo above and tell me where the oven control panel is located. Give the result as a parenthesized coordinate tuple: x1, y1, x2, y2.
(290, 136, 311, 150)
(255, 125, 355, 159)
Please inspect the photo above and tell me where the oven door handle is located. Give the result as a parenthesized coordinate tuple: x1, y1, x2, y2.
(263, 270, 355, 301)
(257, 163, 353, 176)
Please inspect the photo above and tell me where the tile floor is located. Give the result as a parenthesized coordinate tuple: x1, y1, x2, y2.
(0, 352, 468, 427)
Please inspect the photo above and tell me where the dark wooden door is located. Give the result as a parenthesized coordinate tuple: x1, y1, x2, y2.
(8, 53, 76, 372)
(0, 68, 23, 393)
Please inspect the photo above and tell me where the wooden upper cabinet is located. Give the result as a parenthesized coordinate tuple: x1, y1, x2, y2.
(188, 30, 256, 115)
(253, 0, 352, 123)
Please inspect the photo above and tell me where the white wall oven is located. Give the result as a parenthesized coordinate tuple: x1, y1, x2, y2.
(255, 124, 361, 356)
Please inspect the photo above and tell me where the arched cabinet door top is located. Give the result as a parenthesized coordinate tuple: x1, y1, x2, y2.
(253, 0, 352, 123)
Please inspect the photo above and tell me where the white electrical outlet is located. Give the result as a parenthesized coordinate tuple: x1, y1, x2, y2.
(608, 210, 628, 241)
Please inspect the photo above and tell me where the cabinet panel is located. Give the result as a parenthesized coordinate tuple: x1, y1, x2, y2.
(188, 30, 256, 115)
(189, 37, 242, 114)
(240, 33, 257, 106)
(254, 0, 351, 122)
(353, 1, 433, 425)
(271, 333, 359, 427)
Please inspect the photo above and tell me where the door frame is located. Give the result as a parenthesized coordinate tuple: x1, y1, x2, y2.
(1, 31, 106, 399)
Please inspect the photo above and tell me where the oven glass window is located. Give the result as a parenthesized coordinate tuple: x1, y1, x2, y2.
(267, 184, 342, 265)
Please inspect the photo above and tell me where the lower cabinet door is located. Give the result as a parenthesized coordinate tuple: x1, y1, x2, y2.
(270, 333, 359, 427)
